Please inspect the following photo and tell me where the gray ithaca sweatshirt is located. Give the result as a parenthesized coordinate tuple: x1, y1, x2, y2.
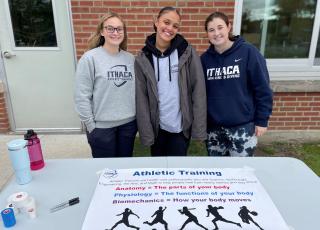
(74, 47, 135, 133)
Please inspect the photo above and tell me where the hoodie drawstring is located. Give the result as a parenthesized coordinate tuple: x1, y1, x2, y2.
(157, 57, 160, 81)
(168, 55, 172, 82)
(156, 53, 173, 82)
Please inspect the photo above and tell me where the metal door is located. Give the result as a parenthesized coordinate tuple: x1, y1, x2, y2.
(0, 0, 81, 132)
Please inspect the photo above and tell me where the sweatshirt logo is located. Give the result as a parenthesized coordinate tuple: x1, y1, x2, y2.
(235, 58, 242, 62)
(107, 65, 133, 87)
(207, 65, 240, 80)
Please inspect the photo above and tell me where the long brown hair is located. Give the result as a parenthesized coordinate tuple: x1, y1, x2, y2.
(87, 12, 128, 50)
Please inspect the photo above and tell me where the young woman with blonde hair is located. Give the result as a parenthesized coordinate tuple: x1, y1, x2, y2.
(75, 12, 137, 158)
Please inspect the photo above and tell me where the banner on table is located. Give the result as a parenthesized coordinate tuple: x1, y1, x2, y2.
(82, 168, 289, 230)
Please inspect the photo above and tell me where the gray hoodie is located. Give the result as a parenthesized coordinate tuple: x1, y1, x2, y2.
(74, 47, 135, 133)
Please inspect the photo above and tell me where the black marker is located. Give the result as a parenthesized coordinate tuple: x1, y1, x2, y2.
(50, 197, 80, 213)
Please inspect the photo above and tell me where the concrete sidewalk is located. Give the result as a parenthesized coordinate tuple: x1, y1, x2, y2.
(0, 134, 91, 191)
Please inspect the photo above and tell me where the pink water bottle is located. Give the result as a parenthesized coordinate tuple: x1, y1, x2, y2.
(24, 130, 45, 170)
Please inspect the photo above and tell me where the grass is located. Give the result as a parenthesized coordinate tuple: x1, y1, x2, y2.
(298, 143, 320, 176)
(133, 138, 320, 176)
(258, 142, 320, 176)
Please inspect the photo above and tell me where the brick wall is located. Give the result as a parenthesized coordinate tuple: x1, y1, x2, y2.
(69, 0, 320, 132)
(71, 0, 235, 58)
(269, 92, 320, 130)
(1, 0, 317, 133)
(0, 83, 10, 132)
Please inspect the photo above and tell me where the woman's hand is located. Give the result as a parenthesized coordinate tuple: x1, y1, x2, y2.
(255, 126, 267, 137)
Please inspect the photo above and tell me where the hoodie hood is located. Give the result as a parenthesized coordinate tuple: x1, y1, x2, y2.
(142, 33, 188, 58)
(207, 35, 244, 57)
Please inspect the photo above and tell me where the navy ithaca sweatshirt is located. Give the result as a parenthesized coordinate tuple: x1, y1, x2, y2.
(201, 36, 273, 129)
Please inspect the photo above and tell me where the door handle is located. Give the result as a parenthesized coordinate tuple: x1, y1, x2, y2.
(3, 51, 16, 59)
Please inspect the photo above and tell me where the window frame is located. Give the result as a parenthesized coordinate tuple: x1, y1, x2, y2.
(234, 0, 320, 80)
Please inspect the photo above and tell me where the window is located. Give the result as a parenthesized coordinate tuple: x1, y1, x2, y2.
(236, 0, 320, 78)
(241, 0, 317, 58)
(8, 0, 57, 47)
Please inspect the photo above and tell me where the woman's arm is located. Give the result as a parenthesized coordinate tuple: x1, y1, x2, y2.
(134, 59, 155, 146)
(247, 46, 273, 132)
(189, 47, 207, 140)
(74, 55, 96, 133)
